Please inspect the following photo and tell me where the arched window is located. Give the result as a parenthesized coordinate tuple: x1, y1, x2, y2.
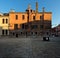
(22, 15, 25, 20)
(6, 19, 8, 23)
(2, 19, 4, 24)
(16, 15, 18, 20)
(33, 16, 35, 20)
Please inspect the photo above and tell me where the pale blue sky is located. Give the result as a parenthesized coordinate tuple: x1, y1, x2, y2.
(0, 0, 60, 27)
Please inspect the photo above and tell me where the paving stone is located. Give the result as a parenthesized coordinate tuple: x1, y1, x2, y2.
(0, 36, 60, 58)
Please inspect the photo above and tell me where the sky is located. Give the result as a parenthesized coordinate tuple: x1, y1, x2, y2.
(0, 0, 60, 27)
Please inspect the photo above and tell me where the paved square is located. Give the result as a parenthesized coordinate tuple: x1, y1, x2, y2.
(0, 36, 60, 58)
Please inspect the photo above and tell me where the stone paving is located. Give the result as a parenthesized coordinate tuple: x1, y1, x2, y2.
(0, 36, 60, 58)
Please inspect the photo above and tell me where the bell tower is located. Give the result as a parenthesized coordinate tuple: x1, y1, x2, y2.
(35, 1, 38, 20)
(28, 4, 31, 10)
(36, 2, 38, 13)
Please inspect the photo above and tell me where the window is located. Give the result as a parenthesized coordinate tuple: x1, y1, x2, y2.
(34, 25, 38, 29)
(21, 24, 24, 29)
(2, 19, 4, 24)
(45, 26, 51, 29)
(2, 30, 4, 35)
(31, 10, 32, 12)
(35, 32, 37, 35)
(40, 16, 42, 19)
(40, 25, 43, 29)
(6, 30, 8, 35)
(25, 25, 29, 29)
(22, 15, 25, 20)
(31, 25, 38, 29)
(14, 24, 18, 29)
(2, 30, 8, 35)
(16, 15, 18, 20)
(21, 24, 29, 29)
(6, 19, 8, 23)
(33, 16, 35, 20)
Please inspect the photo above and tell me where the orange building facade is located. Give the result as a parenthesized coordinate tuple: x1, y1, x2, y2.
(9, 2, 52, 36)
